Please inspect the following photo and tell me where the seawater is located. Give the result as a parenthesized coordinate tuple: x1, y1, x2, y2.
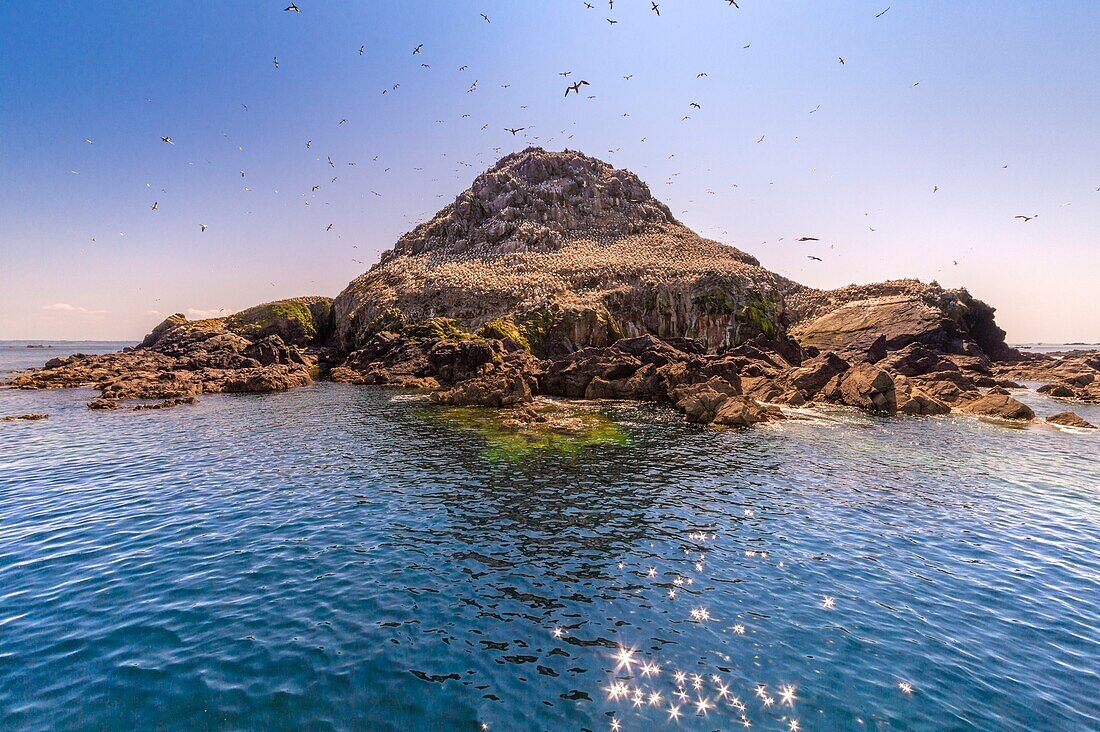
(1, 343, 1098, 731)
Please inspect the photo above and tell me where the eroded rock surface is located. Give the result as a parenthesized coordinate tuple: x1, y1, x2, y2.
(4, 298, 328, 408)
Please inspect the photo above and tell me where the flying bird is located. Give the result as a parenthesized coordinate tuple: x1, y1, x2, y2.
(151, 201, 158, 211)
(413, 44, 424, 54)
(798, 236, 819, 242)
(284, 4, 299, 12)
(480, 13, 490, 22)
(505, 127, 526, 135)
(876, 7, 890, 18)
(273, 57, 279, 69)
(161, 136, 174, 144)
(565, 80, 590, 96)
(727, 0, 739, 7)
(651, 2, 659, 15)
(690, 102, 701, 109)
(200, 224, 207, 232)
(839, 57, 845, 64)
(1014, 214, 1037, 222)
(807, 255, 823, 261)
(607, 18, 618, 25)
(359, 46, 365, 55)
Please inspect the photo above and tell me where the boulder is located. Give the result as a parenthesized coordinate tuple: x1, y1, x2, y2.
(140, 313, 188, 348)
(1046, 412, 1096, 429)
(959, 394, 1035, 421)
(243, 334, 293, 366)
(428, 339, 502, 384)
(671, 377, 740, 423)
(222, 365, 312, 394)
(823, 364, 897, 413)
(712, 396, 783, 427)
(429, 369, 532, 407)
(1037, 383, 1076, 399)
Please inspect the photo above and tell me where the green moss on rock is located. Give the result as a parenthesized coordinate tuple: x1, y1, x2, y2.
(226, 297, 334, 347)
(476, 318, 532, 352)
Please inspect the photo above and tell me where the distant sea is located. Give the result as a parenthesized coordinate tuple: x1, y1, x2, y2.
(1, 341, 1097, 731)
(1013, 342, 1100, 354)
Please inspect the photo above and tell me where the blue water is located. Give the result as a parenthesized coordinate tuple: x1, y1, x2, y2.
(1, 343, 1098, 731)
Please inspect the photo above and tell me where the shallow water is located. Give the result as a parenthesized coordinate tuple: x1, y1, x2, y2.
(1, 344, 1098, 731)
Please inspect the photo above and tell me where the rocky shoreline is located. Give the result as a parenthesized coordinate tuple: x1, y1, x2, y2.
(4, 148, 1096, 432)
(5, 311, 1097, 431)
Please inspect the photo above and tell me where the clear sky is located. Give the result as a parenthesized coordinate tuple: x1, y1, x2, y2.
(1, 1, 1097, 343)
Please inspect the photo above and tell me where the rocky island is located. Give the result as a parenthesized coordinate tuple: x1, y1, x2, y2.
(5, 148, 1097, 429)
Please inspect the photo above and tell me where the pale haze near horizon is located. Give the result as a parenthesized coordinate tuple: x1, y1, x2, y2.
(1, 1, 1097, 343)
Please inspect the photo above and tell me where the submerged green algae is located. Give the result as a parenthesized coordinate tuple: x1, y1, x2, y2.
(427, 400, 631, 462)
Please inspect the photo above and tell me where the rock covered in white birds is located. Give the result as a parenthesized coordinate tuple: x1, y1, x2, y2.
(334, 147, 784, 355)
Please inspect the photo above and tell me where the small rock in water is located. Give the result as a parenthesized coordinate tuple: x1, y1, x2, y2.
(1046, 412, 1096, 429)
(1, 413, 49, 421)
(133, 397, 199, 411)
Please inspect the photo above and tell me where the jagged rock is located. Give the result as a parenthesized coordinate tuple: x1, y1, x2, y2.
(429, 369, 532, 407)
(1046, 412, 1096, 429)
(541, 348, 642, 398)
(243, 334, 293, 366)
(333, 148, 784, 354)
(785, 279, 1014, 360)
(671, 377, 741, 423)
(133, 397, 198, 411)
(221, 366, 312, 394)
(959, 394, 1035, 421)
(822, 364, 897, 413)
(88, 398, 122, 410)
(1, 413, 48, 421)
(141, 313, 188, 348)
(712, 396, 783, 427)
(993, 350, 1100, 403)
(428, 339, 502, 384)
(894, 378, 952, 416)
(1037, 383, 1076, 399)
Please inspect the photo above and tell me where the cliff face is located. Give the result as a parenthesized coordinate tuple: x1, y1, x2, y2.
(332, 148, 784, 356)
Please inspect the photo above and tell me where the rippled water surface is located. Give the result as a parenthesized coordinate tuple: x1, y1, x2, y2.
(1, 344, 1098, 731)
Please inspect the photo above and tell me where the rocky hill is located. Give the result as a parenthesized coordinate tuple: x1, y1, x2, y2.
(12, 148, 1082, 429)
(333, 148, 782, 357)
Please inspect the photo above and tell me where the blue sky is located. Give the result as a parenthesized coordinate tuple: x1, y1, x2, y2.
(1, 1, 1098, 341)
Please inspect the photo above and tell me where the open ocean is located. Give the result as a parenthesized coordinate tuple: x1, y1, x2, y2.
(1, 342, 1097, 730)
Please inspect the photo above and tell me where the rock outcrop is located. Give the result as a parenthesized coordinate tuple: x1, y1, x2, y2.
(784, 279, 1015, 362)
(993, 350, 1100, 403)
(333, 148, 784, 356)
(9, 148, 1088, 434)
(3, 297, 329, 408)
(1047, 412, 1096, 429)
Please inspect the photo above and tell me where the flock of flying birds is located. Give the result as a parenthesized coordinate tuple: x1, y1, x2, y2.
(76, 1, 1093, 278)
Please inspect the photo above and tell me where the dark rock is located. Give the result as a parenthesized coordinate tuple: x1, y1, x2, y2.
(823, 364, 897, 413)
(133, 397, 198, 411)
(1037, 383, 1076, 399)
(222, 365, 312, 393)
(430, 369, 532, 407)
(1, 413, 49, 421)
(960, 394, 1035, 421)
(1046, 412, 1096, 429)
